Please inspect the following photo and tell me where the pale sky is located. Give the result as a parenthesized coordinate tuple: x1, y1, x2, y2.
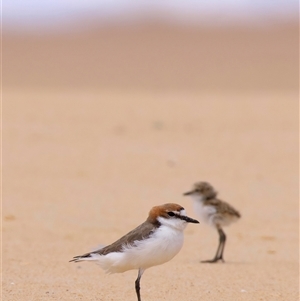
(3, 0, 298, 30)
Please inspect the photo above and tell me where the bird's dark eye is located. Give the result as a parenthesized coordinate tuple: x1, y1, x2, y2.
(167, 212, 175, 217)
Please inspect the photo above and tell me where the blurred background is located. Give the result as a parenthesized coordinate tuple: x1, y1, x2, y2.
(3, 0, 299, 91)
(3, 2, 299, 300)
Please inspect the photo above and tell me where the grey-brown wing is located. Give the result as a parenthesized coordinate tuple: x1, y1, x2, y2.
(70, 221, 158, 261)
(98, 221, 158, 255)
(209, 198, 241, 218)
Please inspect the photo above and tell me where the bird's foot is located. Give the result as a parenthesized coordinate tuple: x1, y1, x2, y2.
(201, 257, 225, 263)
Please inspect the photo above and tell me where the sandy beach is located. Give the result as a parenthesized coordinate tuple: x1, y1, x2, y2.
(3, 22, 299, 300)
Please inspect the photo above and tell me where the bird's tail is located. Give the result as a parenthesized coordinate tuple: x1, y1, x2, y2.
(69, 252, 96, 263)
(70, 244, 106, 263)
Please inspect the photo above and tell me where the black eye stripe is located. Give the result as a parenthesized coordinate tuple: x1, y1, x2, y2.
(167, 212, 175, 217)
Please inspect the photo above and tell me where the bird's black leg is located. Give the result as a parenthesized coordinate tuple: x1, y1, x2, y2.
(201, 227, 226, 263)
(217, 228, 226, 262)
(135, 269, 144, 301)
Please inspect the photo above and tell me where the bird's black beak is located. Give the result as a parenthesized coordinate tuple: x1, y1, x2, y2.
(180, 215, 199, 224)
(183, 190, 194, 196)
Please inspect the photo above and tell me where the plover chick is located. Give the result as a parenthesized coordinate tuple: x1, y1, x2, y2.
(183, 182, 241, 263)
(70, 203, 199, 301)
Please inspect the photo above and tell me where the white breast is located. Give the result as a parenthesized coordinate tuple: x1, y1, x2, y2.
(192, 198, 217, 227)
(91, 225, 184, 274)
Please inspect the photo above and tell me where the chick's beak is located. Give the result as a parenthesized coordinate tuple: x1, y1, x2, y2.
(183, 190, 194, 196)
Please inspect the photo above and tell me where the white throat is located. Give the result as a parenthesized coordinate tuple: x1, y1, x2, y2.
(157, 215, 187, 231)
(190, 194, 205, 203)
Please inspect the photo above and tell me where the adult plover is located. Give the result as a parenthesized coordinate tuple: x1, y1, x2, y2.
(70, 203, 199, 301)
(183, 182, 241, 263)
